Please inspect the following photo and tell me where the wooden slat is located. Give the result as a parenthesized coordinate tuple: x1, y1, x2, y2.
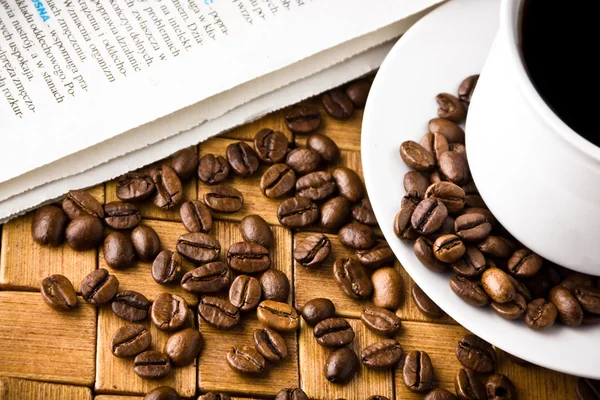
(0, 292, 96, 386)
(94, 396, 141, 400)
(0, 376, 92, 400)
(299, 318, 394, 400)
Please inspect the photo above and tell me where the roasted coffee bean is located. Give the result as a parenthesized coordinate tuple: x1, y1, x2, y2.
(284, 105, 321, 134)
(411, 198, 448, 235)
(314, 318, 354, 348)
(286, 148, 321, 175)
(560, 271, 595, 292)
(62, 190, 104, 219)
(575, 287, 600, 314)
(198, 296, 240, 329)
(32, 205, 68, 246)
(403, 350, 433, 393)
(451, 143, 468, 160)
(320, 196, 352, 231)
(456, 334, 496, 373)
(425, 181, 466, 214)
(152, 250, 182, 285)
(164, 328, 203, 367)
(65, 215, 104, 251)
(134, 350, 171, 379)
(180, 200, 212, 233)
(525, 298, 558, 330)
(549, 285, 583, 326)
(227, 142, 260, 177)
(424, 388, 457, 400)
(451, 246, 487, 278)
(361, 305, 402, 337)
(116, 173, 155, 201)
(338, 222, 377, 250)
(204, 185, 243, 213)
(229, 275, 261, 311)
(112, 291, 151, 322)
(294, 234, 331, 268)
(454, 214, 492, 242)
(491, 293, 526, 320)
(176, 232, 220, 263)
(465, 195, 486, 208)
(462, 181, 479, 195)
(41, 274, 77, 310)
(401, 190, 422, 208)
(151, 293, 188, 331)
(227, 242, 270, 274)
(429, 118, 465, 144)
(371, 267, 403, 310)
(323, 89, 354, 120)
(198, 154, 230, 184)
(507, 249, 543, 278)
(257, 300, 299, 331)
(414, 237, 447, 273)
(104, 202, 141, 230)
(181, 262, 231, 294)
(103, 232, 136, 269)
(420, 132, 435, 155)
(345, 79, 371, 107)
(450, 276, 490, 307)
(324, 347, 359, 383)
(260, 164, 296, 198)
(482, 268, 516, 304)
(144, 386, 179, 400)
(433, 234, 466, 263)
(361, 339, 403, 369)
(508, 275, 532, 302)
(254, 128, 288, 164)
(307, 133, 339, 163)
(576, 377, 600, 400)
(260, 269, 290, 302)
(274, 388, 309, 400)
(455, 368, 486, 400)
(333, 257, 373, 299)
(462, 208, 497, 227)
(150, 166, 183, 209)
(400, 141, 435, 171)
(458, 75, 479, 104)
(351, 198, 377, 226)
(239, 215, 273, 248)
(412, 284, 444, 318)
(439, 151, 469, 186)
(426, 133, 450, 164)
(170, 148, 198, 182)
(130, 225, 161, 262)
(81, 268, 119, 305)
(476, 236, 514, 258)
(277, 197, 319, 228)
(197, 393, 231, 400)
(485, 374, 516, 400)
(254, 327, 288, 362)
(404, 171, 430, 199)
(296, 171, 336, 201)
(301, 298, 336, 326)
(436, 93, 467, 122)
(356, 240, 394, 269)
(227, 345, 265, 374)
(111, 324, 151, 358)
(332, 167, 365, 203)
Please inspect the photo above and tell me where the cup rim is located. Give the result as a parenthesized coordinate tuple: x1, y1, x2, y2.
(502, 0, 600, 162)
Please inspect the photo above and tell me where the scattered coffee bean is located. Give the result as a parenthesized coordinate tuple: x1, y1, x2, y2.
(130, 225, 161, 263)
(455, 368, 486, 400)
(404, 171, 430, 200)
(229, 275, 262, 311)
(226, 142, 260, 177)
(112, 291, 151, 322)
(403, 350, 434, 393)
(152, 250, 182, 285)
(144, 386, 179, 400)
(111, 324, 152, 358)
(356, 240, 394, 269)
(465, 194, 486, 208)
(116, 173, 155, 201)
(361, 305, 402, 337)
(414, 237, 447, 273)
(400, 141, 435, 171)
(239, 215, 273, 248)
(412, 284, 444, 318)
(227, 241, 270, 274)
(150, 166, 183, 209)
(351, 198, 377, 226)
(429, 118, 465, 144)
(485, 374, 516, 400)
(32, 205, 69, 247)
(197, 296, 240, 329)
(260, 163, 296, 199)
(424, 181, 465, 214)
(481, 268, 516, 304)
(323, 89, 354, 120)
(227, 345, 265, 374)
(65, 215, 104, 251)
(491, 293, 526, 320)
(361, 339, 403, 369)
(164, 327, 203, 367)
(560, 271, 595, 292)
(151, 293, 188, 331)
(476, 236, 514, 258)
(204, 185, 244, 213)
(411, 198, 448, 235)
(180, 200, 212, 233)
(462, 208, 497, 227)
(254, 128, 288, 164)
(507, 249, 543, 278)
(436, 93, 466, 122)
(277, 197, 319, 228)
(301, 298, 336, 326)
(324, 347, 359, 383)
(433, 234, 466, 263)
(307, 133, 339, 163)
(345, 79, 371, 108)
(422, 132, 449, 164)
(508, 275, 533, 302)
(294, 233, 331, 268)
(338, 222, 377, 250)
(451, 246, 487, 278)
(40, 274, 77, 310)
(284, 105, 321, 134)
(176, 232, 220, 263)
(320, 196, 352, 231)
(456, 334, 496, 373)
(104, 202, 141, 230)
(286, 148, 321, 175)
(576, 377, 600, 400)
(314, 318, 354, 348)
(103, 232, 136, 269)
(450, 276, 490, 307)
(454, 213, 492, 242)
(332, 167, 365, 203)
(254, 327, 288, 362)
(62, 190, 104, 219)
(275, 388, 309, 400)
(296, 171, 336, 201)
(371, 267, 403, 310)
(424, 388, 457, 400)
(170, 148, 199, 181)
(198, 154, 230, 184)
(524, 298, 557, 330)
(260, 269, 290, 302)
(81, 268, 119, 305)
(134, 350, 171, 379)
(181, 262, 231, 294)
(333, 257, 373, 299)
(549, 285, 583, 326)
(257, 300, 299, 331)
(458, 75, 479, 104)
(575, 286, 600, 314)
(438, 151, 469, 185)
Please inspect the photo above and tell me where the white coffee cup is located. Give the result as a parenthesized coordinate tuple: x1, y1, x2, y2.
(466, 0, 600, 275)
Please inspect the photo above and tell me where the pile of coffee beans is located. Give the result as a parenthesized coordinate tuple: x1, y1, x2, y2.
(394, 75, 600, 332)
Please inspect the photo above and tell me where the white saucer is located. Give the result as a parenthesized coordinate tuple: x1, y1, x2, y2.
(362, 0, 600, 379)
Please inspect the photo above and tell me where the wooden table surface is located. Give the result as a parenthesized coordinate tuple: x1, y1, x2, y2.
(0, 92, 580, 399)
